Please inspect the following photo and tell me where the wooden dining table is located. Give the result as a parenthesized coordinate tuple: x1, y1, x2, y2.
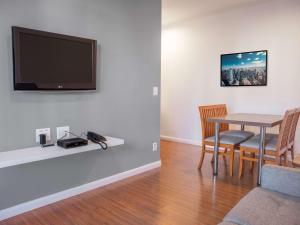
(207, 113, 283, 185)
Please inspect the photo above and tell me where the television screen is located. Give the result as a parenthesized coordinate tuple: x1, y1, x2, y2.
(221, 50, 267, 87)
(12, 27, 97, 90)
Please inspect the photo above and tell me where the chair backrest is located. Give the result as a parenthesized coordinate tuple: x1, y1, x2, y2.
(276, 109, 296, 157)
(199, 104, 229, 139)
(288, 108, 300, 147)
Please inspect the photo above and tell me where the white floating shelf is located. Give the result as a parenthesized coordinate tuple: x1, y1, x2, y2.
(0, 136, 124, 169)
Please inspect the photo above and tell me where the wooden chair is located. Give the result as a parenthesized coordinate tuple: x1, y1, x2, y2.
(198, 104, 254, 176)
(239, 109, 296, 178)
(260, 108, 300, 160)
(288, 108, 300, 160)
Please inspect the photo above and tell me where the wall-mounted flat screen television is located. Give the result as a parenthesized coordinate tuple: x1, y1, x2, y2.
(12, 26, 97, 91)
(221, 50, 267, 87)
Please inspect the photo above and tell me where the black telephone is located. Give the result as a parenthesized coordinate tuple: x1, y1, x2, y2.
(87, 131, 108, 150)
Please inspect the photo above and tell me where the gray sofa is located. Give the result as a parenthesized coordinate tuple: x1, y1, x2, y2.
(219, 165, 300, 225)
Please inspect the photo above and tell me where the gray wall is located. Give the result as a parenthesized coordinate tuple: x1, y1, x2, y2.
(0, 0, 161, 210)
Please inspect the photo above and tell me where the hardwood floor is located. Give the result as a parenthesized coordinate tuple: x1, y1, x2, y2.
(1, 141, 257, 225)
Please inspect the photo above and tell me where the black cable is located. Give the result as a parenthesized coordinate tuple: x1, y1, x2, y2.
(58, 131, 86, 140)
(94, 140, 108, 150)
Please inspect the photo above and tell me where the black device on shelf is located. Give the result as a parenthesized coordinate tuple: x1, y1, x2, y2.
(39, 134, 55, 148)
(39, 134, 46, 145)
(57, 138, 88, 149)
(87, 131, 106, 142)
(87, 131, 108, 150)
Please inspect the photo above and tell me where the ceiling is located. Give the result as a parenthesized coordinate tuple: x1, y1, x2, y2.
(162, 0, 270, 26)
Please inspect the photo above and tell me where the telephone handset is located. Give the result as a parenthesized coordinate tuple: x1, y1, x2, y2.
(87, 131, 108, 150)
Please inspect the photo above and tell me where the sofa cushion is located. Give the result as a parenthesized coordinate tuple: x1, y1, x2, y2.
(262, 165, 300, 198)
(223, 188, 300, 225)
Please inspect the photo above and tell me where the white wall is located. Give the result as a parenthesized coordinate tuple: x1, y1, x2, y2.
(161, 0, 300, 152)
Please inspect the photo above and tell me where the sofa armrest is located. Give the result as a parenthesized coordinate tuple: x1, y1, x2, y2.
(261, 164, 300, 198)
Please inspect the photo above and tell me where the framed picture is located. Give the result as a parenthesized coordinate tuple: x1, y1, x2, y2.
(221, 50, 268, 87)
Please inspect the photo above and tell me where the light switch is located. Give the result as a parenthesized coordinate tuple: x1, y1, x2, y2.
(152, 142, 158, 151)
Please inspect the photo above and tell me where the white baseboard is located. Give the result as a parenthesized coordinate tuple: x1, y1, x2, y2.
(0, 160, 161, 221)
(160, 135, 201, 146)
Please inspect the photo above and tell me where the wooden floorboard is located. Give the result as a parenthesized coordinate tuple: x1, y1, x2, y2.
(2, 141, 257, 225)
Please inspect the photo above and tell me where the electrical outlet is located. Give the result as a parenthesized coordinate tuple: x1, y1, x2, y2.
(36, 128, 51, 143)
(152, 142, 158, 151)
(153, 86, 159, 96)
(56, 126, 70, 140)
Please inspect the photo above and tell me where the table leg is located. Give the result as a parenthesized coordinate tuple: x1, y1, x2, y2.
(213, 122, 220, 176)
(258, 126, 266, 185)
(241, 125, 245, 131)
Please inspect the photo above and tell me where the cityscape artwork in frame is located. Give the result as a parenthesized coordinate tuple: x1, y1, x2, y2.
(221, 50, 267, 87)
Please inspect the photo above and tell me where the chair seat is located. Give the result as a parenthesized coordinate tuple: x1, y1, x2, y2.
(265, 133, 279, 139)
(220, 130, 254, 139)
(240, 135, 278, 151)
(205, 135, 249, 145)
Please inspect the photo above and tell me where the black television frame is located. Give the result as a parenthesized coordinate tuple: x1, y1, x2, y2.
(12, 26, 97, 91)
(220, 50, 268, 87)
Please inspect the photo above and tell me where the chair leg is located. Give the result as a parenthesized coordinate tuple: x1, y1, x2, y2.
(275, 156, 281, 166)
(224, 148, 228, 154)
(239, 149, 244, 178)
(198, 145, 206, 169)
(229, 147, 235, 177)
(284, 151, 288, 166)
(250, 153, 255, 171)
(291, 146, 295, 161)
(223, 148, 228, 158)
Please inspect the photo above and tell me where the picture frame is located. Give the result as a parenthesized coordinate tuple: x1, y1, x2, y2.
(221, 50, 268, 87)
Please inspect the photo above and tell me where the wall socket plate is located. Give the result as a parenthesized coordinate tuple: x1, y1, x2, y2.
(152, 142, 158, 151)
(153, 86, 159, 96)
(56, 126, 70, 140)
(36, 128, 51, 143)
